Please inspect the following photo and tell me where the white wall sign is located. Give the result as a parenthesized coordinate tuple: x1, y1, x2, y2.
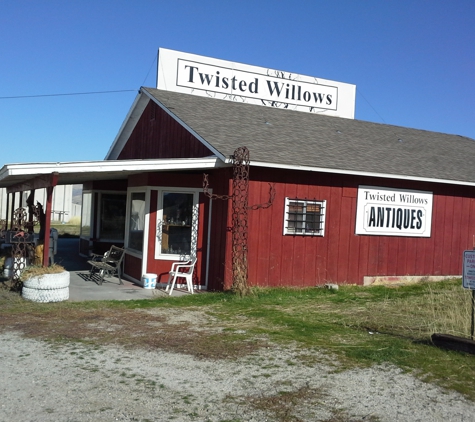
(355, 186, 433, 237)
(157, 48, 356, 119)
(463, 250, 475, 289)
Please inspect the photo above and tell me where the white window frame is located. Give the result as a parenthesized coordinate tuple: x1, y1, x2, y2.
(124, 187, 150, 258)
(155, 187, 200, 261)
(80, 190, 93, 240)
(283, 198, 326, 236)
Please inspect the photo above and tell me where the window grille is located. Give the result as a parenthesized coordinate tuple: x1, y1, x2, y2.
(283, 198, 326, 236)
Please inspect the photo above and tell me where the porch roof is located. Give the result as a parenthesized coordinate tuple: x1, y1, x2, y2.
(0, 157, 225, 192)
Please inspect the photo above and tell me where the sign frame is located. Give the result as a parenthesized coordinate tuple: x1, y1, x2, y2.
(156, 48, 356, 119)
(463, 250, 475, 290)
(355, 185, 433, 237)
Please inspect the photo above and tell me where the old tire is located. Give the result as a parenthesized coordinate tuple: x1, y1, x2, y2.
(22, 286, 69, 303)
(23, 271, 70, 290)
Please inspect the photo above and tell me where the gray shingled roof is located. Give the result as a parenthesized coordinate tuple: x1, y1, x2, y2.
(142, 87, 475, 184)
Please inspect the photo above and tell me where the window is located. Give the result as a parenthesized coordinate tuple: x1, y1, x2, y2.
(127, 192, 146, 252)
(99, 194, 126, 241)
(156, 189, 199, 260)
(283, 198, 326, 236)
(80, 192, 92, 238)
(161, 192, 194, 255)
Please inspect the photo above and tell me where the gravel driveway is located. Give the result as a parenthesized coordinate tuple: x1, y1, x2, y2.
(1, 331, 474, 422)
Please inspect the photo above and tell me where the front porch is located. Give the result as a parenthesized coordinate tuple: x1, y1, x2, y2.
(61, 238, 194, 301)
(68, 270, 161, 301)
(1, 237, 194, 301)
(0, 159, 222, 295)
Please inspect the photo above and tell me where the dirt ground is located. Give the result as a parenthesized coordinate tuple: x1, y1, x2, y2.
(1, 307, 474, 421)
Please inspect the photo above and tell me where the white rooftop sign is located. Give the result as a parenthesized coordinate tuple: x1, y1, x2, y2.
(157, 48, 356, 119)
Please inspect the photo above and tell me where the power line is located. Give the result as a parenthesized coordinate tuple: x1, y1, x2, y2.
(0, 89, 137, 100)
(141, 52, 158, 86)
(356, 88, 386, 124)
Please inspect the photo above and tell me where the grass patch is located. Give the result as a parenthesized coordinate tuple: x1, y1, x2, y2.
(50, 222, 80, 237)
(0, 279, 474, 400)
(24, 221, 81, 237)
(226, 385, 377, 422)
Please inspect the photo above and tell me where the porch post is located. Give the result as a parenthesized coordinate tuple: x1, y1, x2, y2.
(5, 192, 10, 228)
(26, 190, 35, 231)
(9, 192, 15, 230)
(42, 174, 58, 266)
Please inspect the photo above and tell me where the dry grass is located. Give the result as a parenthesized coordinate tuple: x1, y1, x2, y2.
(20, 264, 66, 281)
(227, 385, 379, 422)
(269, 281, 473, 341)
(424, 283, 473, 336)
(50, 222, 80, 236)
(337, 283, 474, 340)
(230, 386, 325, 422)
(67, 216, 81, 225)
(0, 302, 268, 360)
(0, 280, 472, 346)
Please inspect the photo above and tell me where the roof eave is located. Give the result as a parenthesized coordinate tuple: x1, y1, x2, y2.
(104, 90, 146, 160)
(250, 161, 475, 188)
(0, 158, 229, 190)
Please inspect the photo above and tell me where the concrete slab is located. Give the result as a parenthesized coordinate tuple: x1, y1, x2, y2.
(68, 271, 159, 301)
(54, 238, 191, 301)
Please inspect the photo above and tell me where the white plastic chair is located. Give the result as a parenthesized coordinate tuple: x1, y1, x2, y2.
(165, 257, 197, 295)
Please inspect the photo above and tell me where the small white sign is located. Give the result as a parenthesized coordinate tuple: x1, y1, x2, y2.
(157, 48, 356, 118)
(463, 250, 475, 289)
(355, 186, 433, 237)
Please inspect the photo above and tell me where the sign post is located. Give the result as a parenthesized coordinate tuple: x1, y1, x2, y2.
(462, 250, 475, 339)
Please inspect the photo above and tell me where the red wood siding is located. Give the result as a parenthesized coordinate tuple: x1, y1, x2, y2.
(119, 170, 230, 290)
(83, 180, 128, 191)
(143, 189, 210, 288)
(140, 169, 232, 291)
(118, 165, 475, 289)
(246, 168, 475, 286)
(117, 101, 213, 160)
(196, 169, 232, 291)
(124, 253, 142, 281)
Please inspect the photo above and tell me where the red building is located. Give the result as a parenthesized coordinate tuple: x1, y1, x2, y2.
(1, 50, 474, 290)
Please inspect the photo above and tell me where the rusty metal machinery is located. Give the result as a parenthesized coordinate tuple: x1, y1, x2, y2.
(0, 219, 6, 239)
(6, 207, 40, 290)
(203, 147, 275, 295)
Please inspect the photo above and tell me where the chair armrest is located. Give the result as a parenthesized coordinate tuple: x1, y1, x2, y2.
(102, 260, 118, 267)
(170, 261, 185, 272)
(174, 263, 194, 273)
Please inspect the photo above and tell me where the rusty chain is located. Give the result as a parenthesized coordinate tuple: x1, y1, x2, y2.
(203, 147, 275, 295)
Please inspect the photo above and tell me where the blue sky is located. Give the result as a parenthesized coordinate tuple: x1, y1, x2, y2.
(1, 1, 474, 165)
